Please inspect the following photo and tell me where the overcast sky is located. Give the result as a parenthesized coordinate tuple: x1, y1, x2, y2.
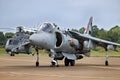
(0, 0, 120, 32)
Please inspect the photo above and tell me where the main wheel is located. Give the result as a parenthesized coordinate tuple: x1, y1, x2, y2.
(64, 58, 69, 66)
(70, 60, 75, 66)
(10, 53, 13, 56)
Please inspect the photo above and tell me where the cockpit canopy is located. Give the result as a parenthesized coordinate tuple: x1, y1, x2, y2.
(38, 23, 55, 33)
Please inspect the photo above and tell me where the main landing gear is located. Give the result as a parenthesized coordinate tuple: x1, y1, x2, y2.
(64, 57, 75, 66)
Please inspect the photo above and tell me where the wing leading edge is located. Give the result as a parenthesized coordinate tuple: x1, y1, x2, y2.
(70, 31, 120, 47)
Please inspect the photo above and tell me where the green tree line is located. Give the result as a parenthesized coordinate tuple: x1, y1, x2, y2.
(0, 25, 120, 47)
(0, 32, 14, 47)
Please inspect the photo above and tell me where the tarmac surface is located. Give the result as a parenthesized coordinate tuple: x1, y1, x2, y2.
(0, 55, 120, 80)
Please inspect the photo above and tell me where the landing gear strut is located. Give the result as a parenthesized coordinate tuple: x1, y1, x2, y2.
(50, 56, 59, 67)
(35, 48, 39, 67)
(105, 50, 109, 66)
(50, 49, 59, 67)
(64, 58, 75, 66)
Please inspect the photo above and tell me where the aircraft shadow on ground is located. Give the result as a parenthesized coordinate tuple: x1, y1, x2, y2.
(5, 63, 120, 69)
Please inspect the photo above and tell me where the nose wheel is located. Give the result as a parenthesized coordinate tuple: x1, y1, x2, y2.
(50, 61, 59, 67)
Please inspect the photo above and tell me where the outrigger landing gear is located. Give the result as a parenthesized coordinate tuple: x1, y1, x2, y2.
(105, 50, 109, 66)
(35, 48, 39, 67)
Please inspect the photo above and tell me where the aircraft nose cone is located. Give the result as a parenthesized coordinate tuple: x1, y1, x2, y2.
(29, 34, 39, 44)
(29, 33, 45, 48)
(29, 33, 56, 49)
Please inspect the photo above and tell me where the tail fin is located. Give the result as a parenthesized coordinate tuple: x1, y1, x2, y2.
(84, 16, 93, 35)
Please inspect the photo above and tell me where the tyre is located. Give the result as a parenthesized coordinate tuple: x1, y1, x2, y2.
(70, 60, 75, 66)
(105, 60, 108, 66)
(64, 58, 69, 66)
(36, 62, 39, 67)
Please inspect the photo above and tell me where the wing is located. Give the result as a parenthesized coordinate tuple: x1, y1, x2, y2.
(69, 31, 120, 50)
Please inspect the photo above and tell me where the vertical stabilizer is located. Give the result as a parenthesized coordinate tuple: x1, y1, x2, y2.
(84, 16, 93, 35)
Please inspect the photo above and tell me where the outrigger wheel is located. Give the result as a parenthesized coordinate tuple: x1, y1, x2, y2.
(105, 60, 108, 66)
(36, 62, 39, 67)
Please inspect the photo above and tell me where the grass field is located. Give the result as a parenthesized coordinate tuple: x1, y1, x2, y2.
(0, 47, 48, 56)
(0, 47, 7, 55)
(91, 47, 120, 57)
(0, 47, 120, 57)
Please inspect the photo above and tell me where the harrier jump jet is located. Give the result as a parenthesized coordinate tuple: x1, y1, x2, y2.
(30, 17, 120, 67)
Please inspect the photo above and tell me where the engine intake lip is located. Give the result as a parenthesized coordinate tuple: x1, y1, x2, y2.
(55, 32, 63, 48)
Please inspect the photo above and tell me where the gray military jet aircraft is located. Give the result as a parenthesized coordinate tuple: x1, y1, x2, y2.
(29, 17, 120, 67)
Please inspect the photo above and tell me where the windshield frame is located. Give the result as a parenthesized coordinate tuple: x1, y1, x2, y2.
(37, 23, 55, 33)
